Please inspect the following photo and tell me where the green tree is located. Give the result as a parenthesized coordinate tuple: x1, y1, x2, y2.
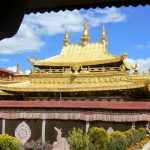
(128, 128, 144, 144)
(124, 130, 133, 146)
(138, 127, 146, 140)
(106, 131, 128, 150)
(88, 127, 108, 150)
(68, 127, 89, 150)
(105, 136, 116, 150)
(0, 134, 21, 150)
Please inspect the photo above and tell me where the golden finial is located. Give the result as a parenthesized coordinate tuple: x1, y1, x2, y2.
(133, 62, 138, 74)
(101, 25, 107, 42)
(63, 29, 69, 46)
(121, 51, 127, 60)
(81, 20, 89, 46)
(30, 67, 33, 74)
(16, 64, 20, 74)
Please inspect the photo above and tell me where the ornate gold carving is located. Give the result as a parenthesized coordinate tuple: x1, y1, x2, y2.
(81, 20, 89, 46)
(120, 65, 126, 72)
(121, 52, 127, 60)
(101, 25, 107, 42)
(63, 29, 69, 46)
(72, 65, 81, 73)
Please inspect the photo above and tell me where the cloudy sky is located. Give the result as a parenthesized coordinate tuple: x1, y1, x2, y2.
(0, 6, 150, 73)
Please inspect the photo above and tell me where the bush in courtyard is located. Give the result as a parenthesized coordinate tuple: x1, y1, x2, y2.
(124, 130, 133, 146)
(128, 128, 139, 144)
(128, 128, 146, 144)
(88, 127, 108, 150)
(106, 131, 128, 150)
(138, 127, 146, 140)
(24, 138, 52, 150)
(105, 136, 117, 150)
(67, 127, 89, 150)
(0, 134, 21, 150)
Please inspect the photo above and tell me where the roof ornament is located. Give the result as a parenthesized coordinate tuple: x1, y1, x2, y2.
(81, 20, 89, 46)
(101, 25, 107, 42)
(121, 51, 127, 60)
(133, 62, 139, 74)
(16, 64, 20, 74)
(63, 28, 69, 46)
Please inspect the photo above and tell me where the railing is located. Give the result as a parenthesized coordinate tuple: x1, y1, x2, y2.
(87, 67, 121, 72)
(32, 66, 122, 74)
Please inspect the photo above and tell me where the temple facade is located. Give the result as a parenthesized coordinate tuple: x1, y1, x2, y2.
(0, 22, 150, 144)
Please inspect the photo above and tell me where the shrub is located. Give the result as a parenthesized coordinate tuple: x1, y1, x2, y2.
(124, 130, 133, 146)
(88, 127, 108, 150)
(128, 128, 139, 144)
(128, 128, 146, 144)
(67, 127, 89, 150)
(0, 134, 21, 150)
(105, 136, 116, 150)
(106, 131, 128, 150)
(138, 127, 146, 140)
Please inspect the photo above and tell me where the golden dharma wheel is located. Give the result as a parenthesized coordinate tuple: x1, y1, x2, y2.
(72, 65, 81, 72)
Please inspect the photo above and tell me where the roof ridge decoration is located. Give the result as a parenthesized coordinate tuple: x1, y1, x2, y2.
(81, 20, 89, 46)
(63, 28, 69, 46)
(101, 24, 106, 42)
(28, 22, 133, 69)
(28, 20, 133, 69)
(16, 64, 20, 74)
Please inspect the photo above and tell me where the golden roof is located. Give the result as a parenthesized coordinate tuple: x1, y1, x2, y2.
(0, 90, 12, 95)
(29, 24, 127, 67)
(29, 42, 126, 66)
(0, 73, 145, 92)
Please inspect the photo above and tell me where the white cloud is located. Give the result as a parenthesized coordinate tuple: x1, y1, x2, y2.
(25, 8, 126, 35)
(7, 66, 17, 72)
(0, 7, 126, 54)
(0, 24, 44, 54)
(25, 69, 30, 74)
(7, 66, 24, 74)
(0, 58, 10, 62)
(7, 66, 30, 74)
(125, 58, 150, 73)
(136, 42, 150, 49)
(94, 7, 126, 24)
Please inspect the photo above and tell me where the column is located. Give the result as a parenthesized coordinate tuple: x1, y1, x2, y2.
(59, 92, 62, 100)
(132, 122, 135, 128)
(42, 119, 46, 142)
(86, 121, 90, 133)
(2, 119, 6, 134)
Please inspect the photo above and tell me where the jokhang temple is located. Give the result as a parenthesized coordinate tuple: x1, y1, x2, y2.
(0, 22, 150, 143)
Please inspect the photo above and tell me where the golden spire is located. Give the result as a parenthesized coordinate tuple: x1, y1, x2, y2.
(16, 64, 20, 74)
(63, 29, 69, 46)
(101, 25, 107, 42)
(81, 20, 89, 46)
(133, 62, 139, 74)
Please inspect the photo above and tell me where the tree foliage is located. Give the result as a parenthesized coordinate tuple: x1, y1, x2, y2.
(106, 131, 128, 150)
(88, 127, 108, 150)
(67, 127, 89, 150)
(0, 134, 21, 150)
(67, 127, 146, 150)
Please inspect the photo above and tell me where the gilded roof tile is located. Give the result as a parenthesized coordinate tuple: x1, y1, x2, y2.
(29, 42, 122, 66)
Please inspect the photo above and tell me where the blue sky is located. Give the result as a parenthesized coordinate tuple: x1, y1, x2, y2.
(0, 6, 150, 73)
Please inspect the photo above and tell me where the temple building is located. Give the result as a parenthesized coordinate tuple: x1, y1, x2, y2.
(0, 22, 150, 144)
